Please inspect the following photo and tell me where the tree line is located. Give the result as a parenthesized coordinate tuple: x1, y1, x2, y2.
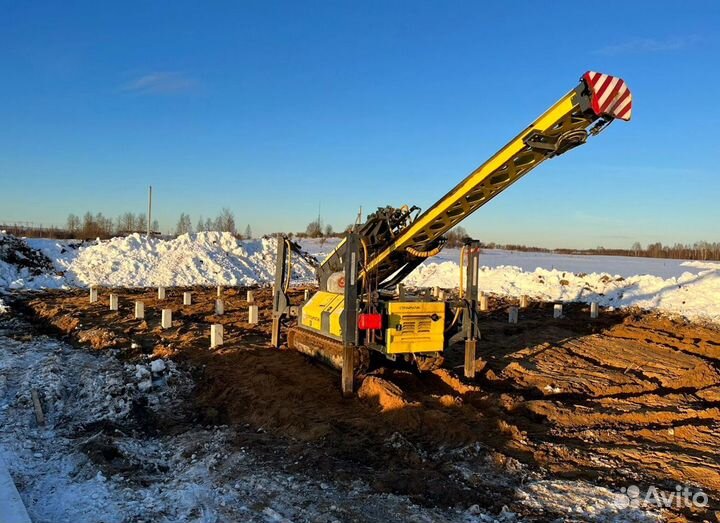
(64, 212, 160, 239)
(174, 209, 251, 239)
(2, 208, 250, 240)
(485, 241, 720, 261)
(3, 213, 718, 262)
(30, 209, 252, 240)
(0, 213, 159, 240)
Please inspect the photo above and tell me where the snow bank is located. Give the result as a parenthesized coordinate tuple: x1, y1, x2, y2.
(405, 261, 720, 324)
(0, 233, 65, 290)
(681, 260, 720, 270)
(0, 258, 66, 290)
(8, 233, 316, 288)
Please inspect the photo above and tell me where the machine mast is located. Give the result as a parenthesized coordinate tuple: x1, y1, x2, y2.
(318, 71, 632, 290)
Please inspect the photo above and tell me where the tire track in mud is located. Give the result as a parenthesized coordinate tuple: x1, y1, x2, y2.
(13, 288, 720, 519)
(472, 306, 720, 507)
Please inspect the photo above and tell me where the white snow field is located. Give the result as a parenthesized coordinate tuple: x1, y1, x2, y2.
(404, 260, 720, 323)
(1, 232, 719, 323)
(302, 238, 720, 324)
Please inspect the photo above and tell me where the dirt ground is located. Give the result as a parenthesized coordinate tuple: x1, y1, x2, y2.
(12, 286, 720, 521)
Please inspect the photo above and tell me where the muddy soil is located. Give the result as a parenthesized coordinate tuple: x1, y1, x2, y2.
(12, 287, 720, 521)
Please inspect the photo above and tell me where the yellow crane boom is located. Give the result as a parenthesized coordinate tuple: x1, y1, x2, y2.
(318, 71, 632, 289)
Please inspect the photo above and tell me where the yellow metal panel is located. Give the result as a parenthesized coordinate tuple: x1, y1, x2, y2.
(328, 301, 344, 337)
(386, 301, 445, 354)
(300, 291, 342, 331)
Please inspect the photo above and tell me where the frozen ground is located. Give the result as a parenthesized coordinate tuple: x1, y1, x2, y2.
(0, 314, 472, 522)
(0, 311, 662, 522)
(1, 232, 719, 324)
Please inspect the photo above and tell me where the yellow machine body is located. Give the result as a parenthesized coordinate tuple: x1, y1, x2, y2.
(386, 301, 445, 354)
(300, 291, 445, 354)
(299, 290, 344, 340)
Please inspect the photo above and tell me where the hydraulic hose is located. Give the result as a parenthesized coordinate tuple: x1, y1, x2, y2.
(405, 245, 444, 258)
(459, 245, 466, 299)
(283, 238, 292, 293)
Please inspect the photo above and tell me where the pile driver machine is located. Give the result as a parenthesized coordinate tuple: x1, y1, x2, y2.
(271, 71, 632, 394)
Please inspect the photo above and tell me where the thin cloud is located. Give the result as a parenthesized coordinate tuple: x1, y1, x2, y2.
(595, 36, 700, 56)
(121, 71, 199, 94)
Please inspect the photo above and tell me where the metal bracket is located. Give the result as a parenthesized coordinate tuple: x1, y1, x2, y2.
(524, 129, 588, 157)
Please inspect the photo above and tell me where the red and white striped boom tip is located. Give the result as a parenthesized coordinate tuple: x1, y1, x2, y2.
(583, 71, 632, 121)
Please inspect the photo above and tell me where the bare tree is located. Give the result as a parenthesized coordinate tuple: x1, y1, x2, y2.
(244, 224, 252, 239)
(66, 214, 80, 236)
(116, 212, 136, 233)
(95, 212, 113, 237)
(214, 208, 236, 233)
(175, 213, 193, 236)
(324, 224, 333, 237)
(81, 212, 95, 237)
(135, 213, 147, 232)
(445, 226, 469, 248)
(305, 219, 322, 238)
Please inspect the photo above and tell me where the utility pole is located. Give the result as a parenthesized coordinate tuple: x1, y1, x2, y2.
(147, 185, 152, 237)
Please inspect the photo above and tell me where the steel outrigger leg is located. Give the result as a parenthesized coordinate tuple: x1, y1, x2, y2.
(341, 233, 360, 397)
(271, 235, 290, 348)
(462, 240, 481, 378)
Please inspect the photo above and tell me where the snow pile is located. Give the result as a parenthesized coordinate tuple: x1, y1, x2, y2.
(0, 233, 64, 290)
(0, 298, 8, 314)
(0, 261, 65, 290)
(405, 261, 720, 323)
(6, 232, 316, 289)
(681, 260, 720, 270)
(59, 232, 316, 287)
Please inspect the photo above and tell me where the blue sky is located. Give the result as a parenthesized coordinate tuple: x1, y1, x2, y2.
(1, 1, 718, 248)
